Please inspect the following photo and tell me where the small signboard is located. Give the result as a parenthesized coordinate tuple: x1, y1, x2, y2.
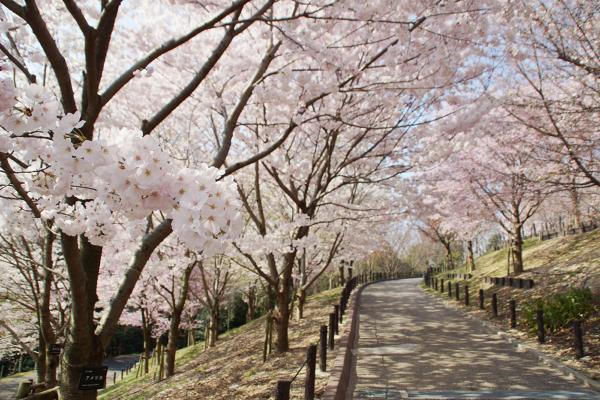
(78, 366, 108, 390)
(49, 344, 62, 355)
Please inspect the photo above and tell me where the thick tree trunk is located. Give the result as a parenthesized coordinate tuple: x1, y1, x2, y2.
(512, 226, 524, 275)
(245, 286, 256, 322)
(274, 288, 290, 352)
(60, 235, 104, 400)
(570, 185, 582, 228)
(187, 330, 195, 347)
(443, 242, 454, 270)
(60, 334, 104, 400)
(165, 311, 182, 377)
(466, 240, 475, 272)
(36, 336, 46, 384)
(45, 351, 58, 389)
(296, 289, 306, 320)
(208, 308, 219, 347)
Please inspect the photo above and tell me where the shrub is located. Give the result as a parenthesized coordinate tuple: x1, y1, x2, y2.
(523, 288, 595, 334)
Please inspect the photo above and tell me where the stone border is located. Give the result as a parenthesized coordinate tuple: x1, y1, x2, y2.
(421, 285, 600, 393)
(322, 280, 379, 400)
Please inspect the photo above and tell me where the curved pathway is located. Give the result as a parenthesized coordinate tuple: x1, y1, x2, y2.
(352, 278, 599, 399)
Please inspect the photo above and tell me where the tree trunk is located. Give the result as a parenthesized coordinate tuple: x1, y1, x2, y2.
(166, 262, 195, 377)
(45, 351, 58, 389)
(245, 286, 256, 322)
(466, 240, 475, 272)
(570, 184, 582, 228)
(208, 308, 219, 347)
(187, 329, 195, 347)
(165, 310, 181, 377)
(36, 335, 46, 385)
(444, 242, 454, 271)
(141, 310, 151, 375)
(512, 226, 524, 275)
(41, 229, 57, 388)
(296, 289, 306, 320)
(274, 287, 290, 352)
(59, 334, 104, 400)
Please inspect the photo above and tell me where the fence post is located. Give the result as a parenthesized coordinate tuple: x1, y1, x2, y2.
(464, 285, 469, 306)
(328, 313, 335, 350)
(333, 305, 339, 335)
(121, 369, 124, 380)
(305, 344, 317, 400)
(492, 293, 498, 317)
(319, 326, 327, 372)
(448, 282, 452, 298)
(573, 321, 584, 359)
(509, 300, 517, 329)
(479, 289, 484, 309)
(441, 279, 444, 293)
(455, 282, 460, 301)
(536, 308, 545, 343)
(113, 371, 116, 384)
(276, 380, 291, 400)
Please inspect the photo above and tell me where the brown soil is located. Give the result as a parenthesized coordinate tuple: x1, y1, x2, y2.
(101, 288, 342, 400)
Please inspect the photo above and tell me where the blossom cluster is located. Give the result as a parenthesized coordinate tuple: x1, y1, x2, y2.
(0, 80, 241, 252)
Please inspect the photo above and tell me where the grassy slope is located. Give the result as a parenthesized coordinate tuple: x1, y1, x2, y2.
(430, 229, 600, 379)
(99, 287, 342, 400)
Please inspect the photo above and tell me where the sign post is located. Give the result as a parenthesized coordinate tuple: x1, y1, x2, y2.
(78, 366, 108, 390)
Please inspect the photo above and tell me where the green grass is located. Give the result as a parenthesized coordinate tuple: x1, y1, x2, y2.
(433, 230, 600, 292)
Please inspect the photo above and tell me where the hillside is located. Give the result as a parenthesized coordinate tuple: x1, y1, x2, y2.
(429, 229, 600, 380)
(99, 287, 342, 400)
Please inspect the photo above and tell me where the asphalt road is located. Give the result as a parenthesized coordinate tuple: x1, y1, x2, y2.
(352, 278, 600, 399)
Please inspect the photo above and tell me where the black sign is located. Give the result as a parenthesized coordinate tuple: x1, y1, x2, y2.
(49, 344, 62, 355)
(78, 366, 108, 390)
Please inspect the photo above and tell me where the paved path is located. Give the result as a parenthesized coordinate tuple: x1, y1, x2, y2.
(0, 354, 139, 399)
(352, 279, 600, 399)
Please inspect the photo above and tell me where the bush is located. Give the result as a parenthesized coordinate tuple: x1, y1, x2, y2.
(523, 288, 595, 334)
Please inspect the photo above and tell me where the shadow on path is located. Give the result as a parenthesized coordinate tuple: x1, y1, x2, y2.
(352, 278, 599, 399)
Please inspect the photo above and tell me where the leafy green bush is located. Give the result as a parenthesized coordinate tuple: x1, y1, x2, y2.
(523, 288, 595, 334)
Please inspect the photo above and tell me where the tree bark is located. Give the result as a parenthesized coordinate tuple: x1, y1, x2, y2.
(36, 336, 46, 385)
(208, 307, 219, 347)
(166, 263, 195, 377)
(141, 309, 151, 375)
(466, 240, 475, 272)
(296, 289, 306, 320)
(245, 286, 256, 322)
(165, 311, 181, 377)
(274, 288, 290, 352)
(512, 226, 524, 275)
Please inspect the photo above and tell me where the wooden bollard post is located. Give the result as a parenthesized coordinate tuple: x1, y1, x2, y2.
(509, 300, 517, 329)
(464, 285, 469, 306)
(536, 308, 545, 343)
(479, 289, 484, 309)
(328, 313, 335, 350)
(573, 320, 584, 359)
(448, 282, 452, 298)
(319, 325, 327, 372)
(276, 380, 291, 400)
(113, 371, 117, 384)
(121, 369, 124, 380)
(305, 344, 317, 400)
(492, 293, 498, 317)
(441, 279, 444, 293)
(333, 305, 339, 335)
(455, 282, 460, 301)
